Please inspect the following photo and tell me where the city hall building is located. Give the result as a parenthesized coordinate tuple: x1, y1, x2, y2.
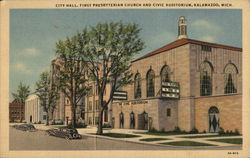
(111, 16, 242, 133)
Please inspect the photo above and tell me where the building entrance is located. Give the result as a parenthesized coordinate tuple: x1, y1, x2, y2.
(208, 106, 219, 133)
(138, 112, 148, 130)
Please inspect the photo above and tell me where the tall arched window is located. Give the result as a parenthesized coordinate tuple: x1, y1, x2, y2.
(134, 73, 141, 99)
(200, 61, 213, 96)
(147, 69, 155, 97)
(224, 63, 238, 94)
(160, 65, 170, 83)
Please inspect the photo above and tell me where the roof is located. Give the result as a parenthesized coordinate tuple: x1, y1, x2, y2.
(132, 38, 242, 62)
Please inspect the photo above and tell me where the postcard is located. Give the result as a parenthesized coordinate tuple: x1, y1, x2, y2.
(0, 0, 250, 158)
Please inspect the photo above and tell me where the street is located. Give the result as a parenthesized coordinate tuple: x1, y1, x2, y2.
(9, 127, 241, 150)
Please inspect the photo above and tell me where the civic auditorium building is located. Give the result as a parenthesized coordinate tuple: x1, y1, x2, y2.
(48, 16, 242, 133)
(111, 16, 242, 133)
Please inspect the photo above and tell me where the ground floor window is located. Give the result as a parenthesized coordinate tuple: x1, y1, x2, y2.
(130, 112, 135, 129)
(166, 108, 171, 117)
(119, 112, 124, 128)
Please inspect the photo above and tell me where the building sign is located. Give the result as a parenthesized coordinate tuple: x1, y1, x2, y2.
(161, 81, 180, 99)
(114, 100, 148, 106)
(113, 90, 127, 101)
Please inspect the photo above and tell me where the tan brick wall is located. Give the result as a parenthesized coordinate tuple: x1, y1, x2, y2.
(189, 44, 242, 97)
(194, 94, 242, 133)
(112, 99, 160, 130)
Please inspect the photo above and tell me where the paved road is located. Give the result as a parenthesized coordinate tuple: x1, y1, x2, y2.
(9, 127, 241, 150)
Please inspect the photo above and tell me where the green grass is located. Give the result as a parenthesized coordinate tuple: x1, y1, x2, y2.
(135, 132, 186, 136)
(159, 141, 216, 146)
(180, 134, 241, 139)
(140, 138, 170, 142)
(99, 133, 140, 138)
(207, 138, 242, 144)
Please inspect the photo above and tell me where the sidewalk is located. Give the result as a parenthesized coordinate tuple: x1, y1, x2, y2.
(76, 127, 242, 148)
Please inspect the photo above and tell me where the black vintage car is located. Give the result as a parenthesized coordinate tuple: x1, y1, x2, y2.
(46, 127, 82, 139)
(12, 124, 37, 132)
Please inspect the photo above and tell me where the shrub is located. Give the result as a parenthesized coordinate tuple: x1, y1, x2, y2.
(173, 126, 181, 133)
(160, 128, 165, 132)
(102, 123, 112, 128)
(67, 122, 87, 128)
(218, 127, 225, 135)
(234, 129, 240, 135)
(203, 130, 206, 133)
(37, 121, 41, 124)
(189, 127, 199, 134)
(149, 127, 157, 132)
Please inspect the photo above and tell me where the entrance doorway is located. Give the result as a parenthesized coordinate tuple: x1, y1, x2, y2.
(119, 112, 124, 128)
(208, 106, 219, 133)
(130, 112, 135, 129)
(138, 111, 148, 130)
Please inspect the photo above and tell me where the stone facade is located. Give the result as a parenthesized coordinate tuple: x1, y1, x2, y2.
(111, 17, 242, 133)
(25, 93, 46, 124)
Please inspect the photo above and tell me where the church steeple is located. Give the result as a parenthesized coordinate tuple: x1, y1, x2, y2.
(178, 16, 188, 39)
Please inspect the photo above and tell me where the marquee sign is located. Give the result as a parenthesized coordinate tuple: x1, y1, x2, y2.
(113, 90, 127, 101)
(161, 81, 180, 99)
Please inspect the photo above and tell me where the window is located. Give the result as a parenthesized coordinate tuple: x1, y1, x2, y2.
(224, 63, 238, 94)
(166, 108, 171, 117)
(43, 115, 47, 120)
(89, 86, 93, 96)
(161, 65, 170, 83)
(95, 100, 99, 111)
(104, 108, 108, 122)
(201, 45, 212, 52)
(134, 73, 142, 99)
(146, 69, 155, 97)
(88, 101, 92, 111)
(95, 117, 99, 125)
(200, 61, 213, 96)
(88, 117, 92, 125)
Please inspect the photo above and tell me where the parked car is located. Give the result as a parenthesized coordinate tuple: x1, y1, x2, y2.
(46, 127, 82, 139)
(12, 124, 37, 132)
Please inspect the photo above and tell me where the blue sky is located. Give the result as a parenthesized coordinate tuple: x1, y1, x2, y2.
(10, 9, 242, 100)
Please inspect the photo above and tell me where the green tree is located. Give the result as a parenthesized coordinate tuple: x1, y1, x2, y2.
(36, 71, 59, 125)
(12, 82, 30, 122)
(54, 34, 89, 128)
(81, 22, 144, 134)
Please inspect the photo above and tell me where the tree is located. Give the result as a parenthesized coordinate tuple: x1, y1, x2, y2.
(54, 34, 89, 128)
(36, 71, 59, 125)
(81, 22, 144, 134)
(12, 82, 30, 122)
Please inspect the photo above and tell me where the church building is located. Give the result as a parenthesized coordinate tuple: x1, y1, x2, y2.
(111, 16, 242, 133)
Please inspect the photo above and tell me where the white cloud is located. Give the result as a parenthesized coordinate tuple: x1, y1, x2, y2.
(20, 48, 39, 56)
(201, 35, 216, 42)
(192, 19, 220, 31)
(14, 63, 31, 73)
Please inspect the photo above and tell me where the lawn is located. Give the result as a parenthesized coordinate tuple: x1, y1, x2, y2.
(207, 138, 242, 144)
(159, 141, 216, 146)
(98, 133, 141, 138)
(180, 134, 241, 139)
(135, 132, 186, 136)
(140, 138, 170, 142)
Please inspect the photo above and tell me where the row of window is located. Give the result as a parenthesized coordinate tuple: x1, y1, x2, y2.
(87, 111, 108, 125)
(134, 62, 238, 99)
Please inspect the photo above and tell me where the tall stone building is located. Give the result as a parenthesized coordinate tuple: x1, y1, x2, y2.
(111, 16, 242, 133)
